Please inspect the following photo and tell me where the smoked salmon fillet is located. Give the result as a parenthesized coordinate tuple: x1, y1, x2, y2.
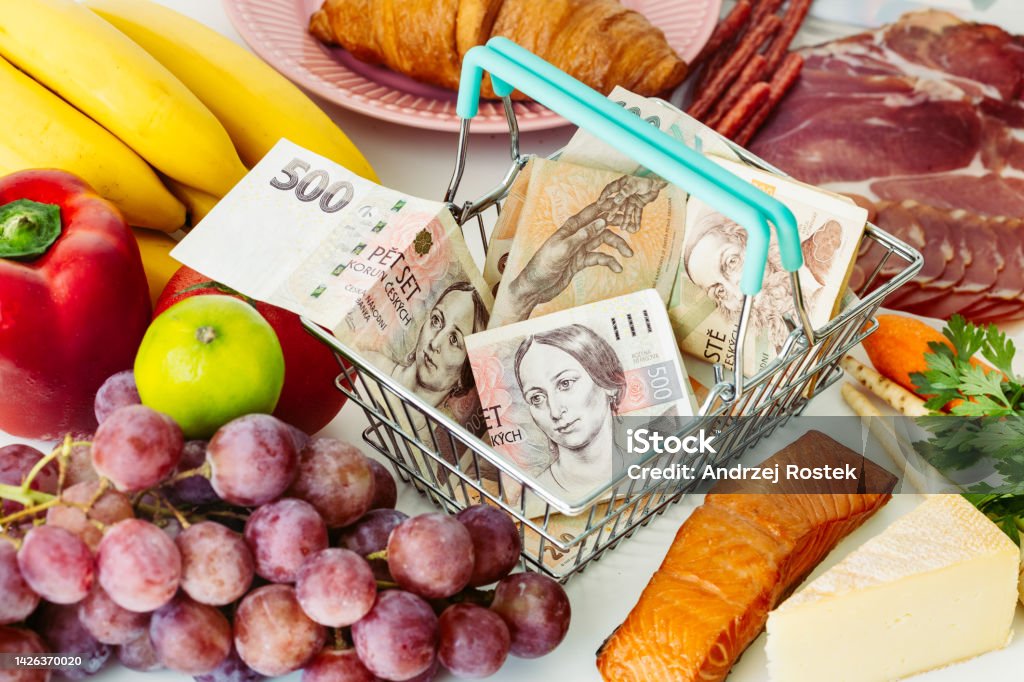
(596, 431, 897, 682)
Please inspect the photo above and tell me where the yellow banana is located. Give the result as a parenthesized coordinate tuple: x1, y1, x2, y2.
(131, 228, 182, 306)
(0, 0, 247, 197)
(0, 53, 185, 232)
(86, 0, 377, 182)
(163, 178, 221, 227)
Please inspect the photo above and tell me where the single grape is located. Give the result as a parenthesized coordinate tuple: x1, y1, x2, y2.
(351, 590, 438, 681)
(490, 573, 571, 658)
(387, 513, 474, 599)
(94, 370, 141, 424)
(287, 438, 374, 528)
(337, 509, 408, 582)
(97, 518, 181, 613)
(301, 647, 375, 682)
(286, 423, 311, 453)
(456, 505, 522, 586)
(0, 443, 57, 515)
(234, 584, 325, 676)
(207, 414, 298, 506)
(46, 480, 134, 551)
(91, 405, 183, 492)
(0, 625, 50, 682)
(337, 509, 409, 555)
(438, 603, 510, 678)
(244, 498, 327, 584)
(176, 521, 254, 606)
(296, 548, 376, 627)
(163, 440, 219, 506)
(194, 646, 265, 682)
(403, 655, 441, 682)
(117, 632, 162, 672)
(366, 458, 398, 510)
(0, 540, 39, 625)
(77, 586, 149, 645)
(149, 595, 232, 675)
(63, 436, 99, 488)
(30, 602, 110, 680)
(17, 525, 94, 604)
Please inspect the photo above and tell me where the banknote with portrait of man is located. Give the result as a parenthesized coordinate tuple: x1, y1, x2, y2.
(670, 156, 868, 375)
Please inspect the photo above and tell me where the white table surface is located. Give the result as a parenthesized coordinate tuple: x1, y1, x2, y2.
(4, 1, 1024, 680)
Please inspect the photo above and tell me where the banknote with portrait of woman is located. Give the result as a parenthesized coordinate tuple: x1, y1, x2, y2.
(465, 289, 696, 521)
(670, 156, 868, 376)
(170, 139, 494, 450)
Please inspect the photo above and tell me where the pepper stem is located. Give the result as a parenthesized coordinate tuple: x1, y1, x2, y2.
(0, 199, 61, 260)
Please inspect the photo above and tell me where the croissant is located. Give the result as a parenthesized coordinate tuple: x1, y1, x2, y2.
(309, 0, 688, 99)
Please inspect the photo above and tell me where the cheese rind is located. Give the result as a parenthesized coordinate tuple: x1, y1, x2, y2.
(766, 494, 1018, 682)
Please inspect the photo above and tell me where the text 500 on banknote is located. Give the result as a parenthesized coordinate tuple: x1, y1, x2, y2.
(269, 157, 355, 213)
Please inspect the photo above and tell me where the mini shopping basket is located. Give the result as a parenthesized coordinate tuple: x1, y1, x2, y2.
(303, 39, 923, 582)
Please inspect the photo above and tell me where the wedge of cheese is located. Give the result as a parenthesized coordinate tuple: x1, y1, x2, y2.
(766, 494, 1018, 682)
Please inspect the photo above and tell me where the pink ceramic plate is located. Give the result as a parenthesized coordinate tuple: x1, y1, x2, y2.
(222, 0, 722, 133)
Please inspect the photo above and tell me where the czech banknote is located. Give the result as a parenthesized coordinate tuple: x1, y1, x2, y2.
(482, 87, 739, 295)
(671, 156, 868, 375)
(466, 289, 695, 513)
(172, 139, 493, 436)
(487, 157, 686, 328)
(559, 85, 741, 172)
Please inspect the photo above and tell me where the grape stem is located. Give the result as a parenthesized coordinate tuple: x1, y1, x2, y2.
(375, 579, 399, 589)
(0, 492, 59, 526)
(439, 587, 496, 610)
(85, 478, 110, 512)
(55, 443, 68, 497)
(168, 461, 211, 483)
(19, 435, 84, 494)
(331, 628, 352, 651)
(0, 530, 21, 550)
(204, 509, 251, 523)
(366, 549, 388, 561)
(0, 482, 54, 509)
(155, 492, 191, 530)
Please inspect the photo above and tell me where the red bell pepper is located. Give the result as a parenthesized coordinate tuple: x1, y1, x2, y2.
(0, 170, 151, 439)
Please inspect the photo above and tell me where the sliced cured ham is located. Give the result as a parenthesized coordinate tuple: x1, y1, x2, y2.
(596, 431, 896, 682)
(751, 10, 1024, 321)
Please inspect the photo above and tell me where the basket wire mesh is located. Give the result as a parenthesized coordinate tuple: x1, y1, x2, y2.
(303, 100, 923, 582)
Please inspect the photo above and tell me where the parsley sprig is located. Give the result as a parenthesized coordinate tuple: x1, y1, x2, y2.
(908, 315, 1024, 543)
(962, 493, 1024, 545)
(909, 314, 1021, 416)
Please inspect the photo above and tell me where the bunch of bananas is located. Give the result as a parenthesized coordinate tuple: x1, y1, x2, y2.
(0, 0, 376, 300)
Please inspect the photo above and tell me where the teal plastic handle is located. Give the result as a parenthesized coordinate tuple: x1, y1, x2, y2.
(457, 42, 803, 295)
(484, 36, 801, 265)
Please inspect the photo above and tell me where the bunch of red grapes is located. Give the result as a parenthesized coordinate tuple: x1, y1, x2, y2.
(0, 372, 571, 681)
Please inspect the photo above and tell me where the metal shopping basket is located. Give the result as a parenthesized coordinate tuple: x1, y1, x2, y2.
(303, 39, 923, 582)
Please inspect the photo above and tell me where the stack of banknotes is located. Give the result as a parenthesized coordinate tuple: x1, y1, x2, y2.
(172, 91, 868, 543)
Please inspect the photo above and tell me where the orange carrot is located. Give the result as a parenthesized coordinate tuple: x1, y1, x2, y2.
(862, 314, 998, 410)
